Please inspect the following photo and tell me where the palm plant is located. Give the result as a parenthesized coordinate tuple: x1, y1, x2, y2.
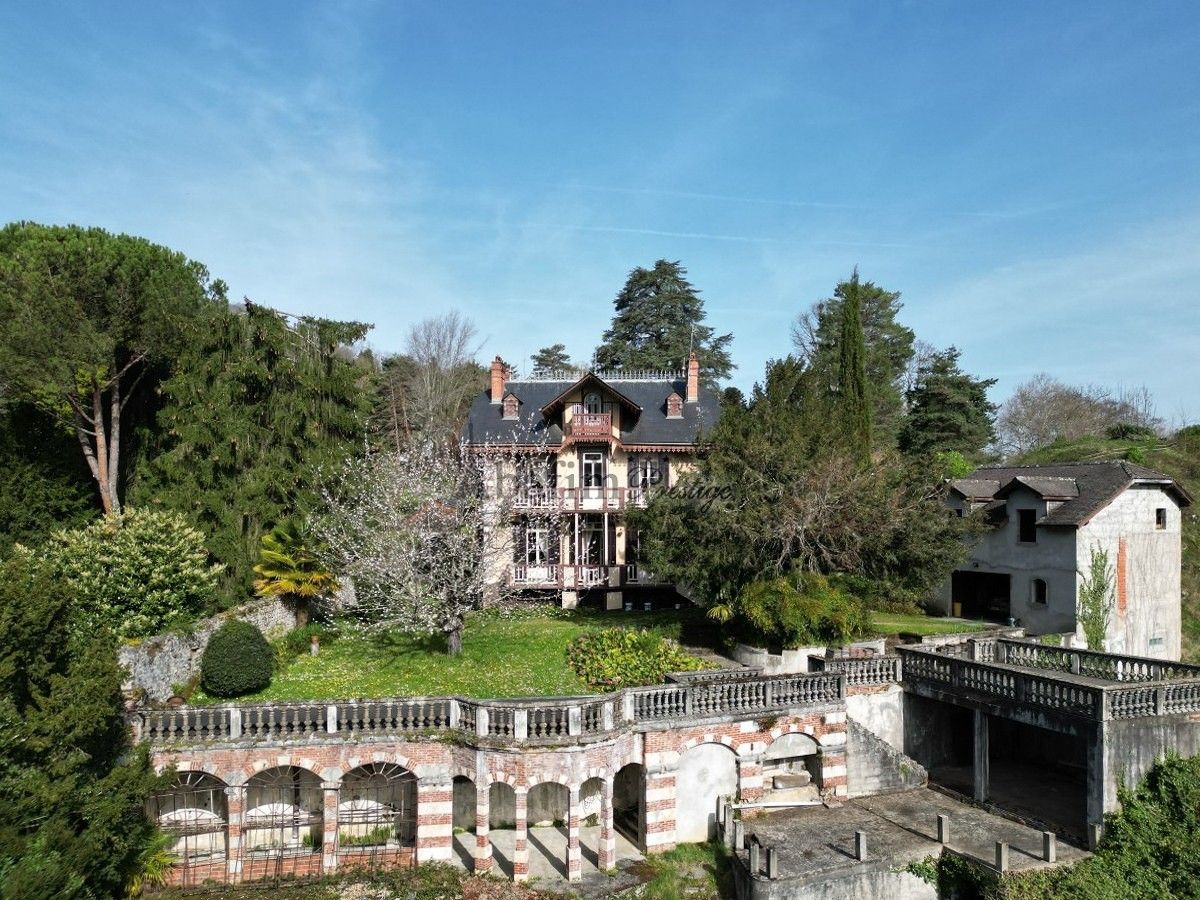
(253, 521, 338, 625)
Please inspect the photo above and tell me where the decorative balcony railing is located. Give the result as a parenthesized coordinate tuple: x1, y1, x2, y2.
(509, 563, 665, 589)
(567, 412, 612, 439)
(135, 670, 846, 748)
(512, 485, 648, 510)
(897, 644, 1200, 721)
(978, 638, 1200, 683)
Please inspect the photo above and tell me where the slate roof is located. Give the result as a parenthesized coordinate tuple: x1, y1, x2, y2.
(461, 374, 721, 447)
(952, 461, 1191, 527)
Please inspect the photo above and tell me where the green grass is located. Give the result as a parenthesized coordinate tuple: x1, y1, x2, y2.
(194, 605, 717, 703)
(630, 841, 734, 899)
(870, 612, 992, 637)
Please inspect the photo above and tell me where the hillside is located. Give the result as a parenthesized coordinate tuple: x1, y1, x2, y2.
(1018, 430, 1200, 661)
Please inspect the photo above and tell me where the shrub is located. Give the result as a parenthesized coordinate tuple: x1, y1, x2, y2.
(711, 572, 871, 649)
(1106, 422, 1156, 441)
(567, 629, 704, 689)
(200, 620, 272, 698)
(36, 507, 220, 639)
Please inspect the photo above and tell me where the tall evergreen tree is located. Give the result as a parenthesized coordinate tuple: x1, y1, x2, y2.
(593, 260, 733, 383)
(0, 555, 160, 899)
(530, 343, 574, 375)
(131, 301, 372, 599)
(899, 346, 998, 457)
(836, 271, 872, 464)
(793, 276, 914, 443)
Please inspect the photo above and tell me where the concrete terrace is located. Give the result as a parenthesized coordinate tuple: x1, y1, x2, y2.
(738, 788, 1089, 892)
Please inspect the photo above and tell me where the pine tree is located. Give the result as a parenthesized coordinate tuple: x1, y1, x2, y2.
(899, 346, 998, 457)
(530, 343, 574, 375)
(593, 260, 733, 383)
(131, 302, 372, 600)
(837, 271, 872, 464)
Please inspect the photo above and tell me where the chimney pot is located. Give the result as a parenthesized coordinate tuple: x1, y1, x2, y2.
(686, 351, 700, 403)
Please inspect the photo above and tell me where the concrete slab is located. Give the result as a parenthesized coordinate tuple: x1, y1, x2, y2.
(737, 787, 1089, 888)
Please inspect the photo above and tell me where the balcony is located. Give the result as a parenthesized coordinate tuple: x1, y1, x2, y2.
(558, 485, 646, 511)
(566, 412, 612, 440)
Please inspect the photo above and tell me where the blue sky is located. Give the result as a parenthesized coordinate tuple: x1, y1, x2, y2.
(2, 2, 1198, 420)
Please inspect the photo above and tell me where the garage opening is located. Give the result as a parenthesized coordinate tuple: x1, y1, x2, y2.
(951, 570, 1012, 622)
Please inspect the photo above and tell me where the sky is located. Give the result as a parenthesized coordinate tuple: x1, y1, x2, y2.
(2, 1, 1198, 421)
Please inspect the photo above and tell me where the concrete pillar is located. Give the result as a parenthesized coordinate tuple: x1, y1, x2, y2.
(995, 841, 1009, 872)
(321, 783, 339, 873)
(606, 590, 623, 611)
(1086, 722, 1108, 845)
(1042, 830, 1056, 863)
(737, 757, 764, 803)
(643, 771, 677, 852)
(598, 777, 616, 871)
(973, 710, 990, 803)
(562, 590, 579, 610)
(854, 830, 867, 861)
(474, 781, 492, 873)
(567, 785, 582, 882)
(937, 814, 949, 845)
(224, 784, 244, 882)
(415, 777, 453, 863)
(513, 788, 529, 882)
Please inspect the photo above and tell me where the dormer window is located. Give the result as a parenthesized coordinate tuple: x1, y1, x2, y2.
(666, 392, 683, 418)
(583, 391, 603, 414)
(502, 393, 519, 419)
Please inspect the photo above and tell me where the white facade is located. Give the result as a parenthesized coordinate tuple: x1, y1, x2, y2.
(939, 475, 1186, 660)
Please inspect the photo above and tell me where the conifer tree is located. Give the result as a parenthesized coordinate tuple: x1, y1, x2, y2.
(593, 260, 733, 383)
(0, 555, 160, 898)
(837, 270, 872, 464)
(899, 346, 998, 457)
(131, 301, 372, 599)
(530, 343, 574, 375)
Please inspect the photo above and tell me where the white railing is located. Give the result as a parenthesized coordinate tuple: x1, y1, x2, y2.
(509, 564, 560, 586)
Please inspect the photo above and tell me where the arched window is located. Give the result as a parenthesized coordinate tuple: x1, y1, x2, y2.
(244, 766, 324, 856)
(583, 391, 603, 414)
(1031, 578, 1048, 605)
(339, 763, 418, 848)
(149, 771, 228, 864)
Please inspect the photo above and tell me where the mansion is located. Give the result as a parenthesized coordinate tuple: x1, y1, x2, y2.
(462, 353, 720, 608)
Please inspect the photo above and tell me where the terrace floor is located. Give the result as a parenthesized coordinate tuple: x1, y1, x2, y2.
(741, 788, 1090, 887)
(450, 824, 644, 888)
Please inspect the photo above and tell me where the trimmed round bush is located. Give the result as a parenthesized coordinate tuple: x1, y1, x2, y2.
(200, 620, 272, 698)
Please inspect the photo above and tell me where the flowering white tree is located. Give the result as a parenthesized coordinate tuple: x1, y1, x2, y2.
(316, 440, 554, 655)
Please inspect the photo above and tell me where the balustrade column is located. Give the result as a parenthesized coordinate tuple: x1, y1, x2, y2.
(474, 782, 492, 873)
(321, 783, 339, 873)
(598, 777, 616, 870)
(567, 785, 582, 882)
(224, 784, 245, 882)
(512, 788, 529, 882)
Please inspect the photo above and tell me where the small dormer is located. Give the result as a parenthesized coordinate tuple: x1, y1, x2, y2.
(666, 392, 683, 418)
(502, 392, 520, 420)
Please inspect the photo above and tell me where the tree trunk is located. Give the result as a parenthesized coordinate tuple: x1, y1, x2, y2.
(446, 623, 463, 656)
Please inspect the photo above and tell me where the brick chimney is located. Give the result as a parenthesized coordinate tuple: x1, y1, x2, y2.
(490, 356, 508, 404)
(686, 351, 700, 403)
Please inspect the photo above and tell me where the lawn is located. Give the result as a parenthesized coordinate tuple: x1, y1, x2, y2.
(869, 612, 992, 638)
(195, 605, 717, 703)
(191, 605, 991, 705)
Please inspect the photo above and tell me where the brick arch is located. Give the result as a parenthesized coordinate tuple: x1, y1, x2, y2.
(338, 751, 416, 778)
(242, 757, 326, 782)
(677, 734, 739, 755)
(158, 761, 227, 784)
(521, 773, 572, 790)
(485, 771, 519, 787)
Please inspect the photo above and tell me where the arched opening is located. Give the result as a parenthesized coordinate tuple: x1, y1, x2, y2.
(148, 771, 228, 885)
(762, 732, 822, 802)
(338, 762, 417, 868)
(526, 782, 569, 879)
(244, 766, 324, 876)
(488, 782, 516, 877)
(451, 775, 477, 869)
(579, 776, 605, 870)
(674, 743, 738, 843)
(613, 763, 645, 849)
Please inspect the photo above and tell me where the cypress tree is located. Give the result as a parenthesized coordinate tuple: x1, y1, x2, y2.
(837, 269, 872, 464)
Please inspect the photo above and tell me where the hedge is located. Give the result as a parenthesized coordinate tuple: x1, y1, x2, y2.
(200, 619, 272, 698)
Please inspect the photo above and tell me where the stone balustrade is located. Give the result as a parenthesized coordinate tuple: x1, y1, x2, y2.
(898, 644, 1200, 721)
(809, 654, 903, 687)
(137, 670, 846, 747)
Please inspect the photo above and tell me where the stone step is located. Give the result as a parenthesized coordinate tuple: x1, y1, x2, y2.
(764, 786, 820, 804)
(773, 772, 812, 789)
